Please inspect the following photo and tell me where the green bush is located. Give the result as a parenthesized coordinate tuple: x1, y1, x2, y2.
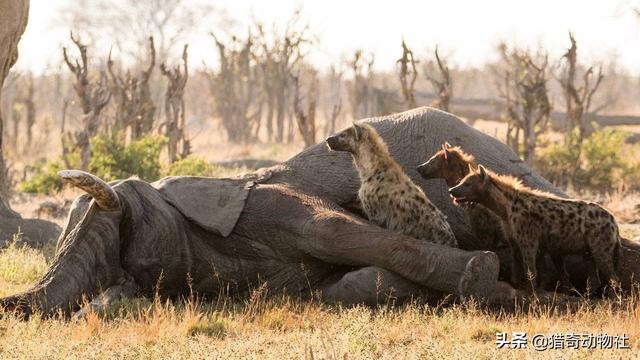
(535, 128, 639, 191)
(19, 159, 66, 194)
(163, 155, 220, 177)
(90, 134, 166, 182)
(20, 135, 166, 194)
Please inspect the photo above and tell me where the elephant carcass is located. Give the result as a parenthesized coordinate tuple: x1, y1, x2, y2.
(0, 107, 635, 317)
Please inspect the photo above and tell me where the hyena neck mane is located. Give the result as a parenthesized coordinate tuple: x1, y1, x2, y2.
(481, 171, 556, 220)
(445, 147, 477, 186)
(353, 125, 405, 180)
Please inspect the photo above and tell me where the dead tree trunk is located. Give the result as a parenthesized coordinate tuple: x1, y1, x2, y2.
(107, 37, 156, 142)
(160, 44, 189, 163)
(323, 65, 343, 137)
(78, 83, 111, 170)
(557, 32, 604, 146)
(347, 50, 376, 120)
(424, 46, 452, 112)
(396, 40, 418, 109)
(208, 33, 260, 143)
(60, 99, 72, 168)
(63, 33, 112, 170)
(496, 44, 551, 165)
(63, 33, 93, 116)
(255, 20, 308, 144)
(293, 70, 318, 148)
(10, 104, 19, 152)
(20, 73, 35, 151)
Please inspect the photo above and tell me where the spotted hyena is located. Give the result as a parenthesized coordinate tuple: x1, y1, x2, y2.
(326, 123, 457, 247)
(417, 143, 513, 279)
(417, 143, 507, 250)
(449, 165, 621, 292)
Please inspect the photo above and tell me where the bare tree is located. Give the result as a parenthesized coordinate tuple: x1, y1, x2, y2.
(424, 46, 452, 112)
(557, 32, 604, 146)
(207, 32, 261, 143)
(160, 44, 189, 163)
(396, 40, 418, 109)
(9, 102, 20, 152)
(77, 79, 112, 170)
(107, 36, 157, 141)
(15, 73, 35, 152)
(347, 50, 375, 119)
(61, 0, 218, 62)
(293, 69, 318, 148)
(60, 98, 71, 168)
(496, 44, 552, 164)
(323, 65, 343, 136)
(254, 13, 310, 143)
(62, 33, 112, 170)
(63, 33, 94, 116)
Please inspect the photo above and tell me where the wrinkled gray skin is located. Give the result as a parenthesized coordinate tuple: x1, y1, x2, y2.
(2, 108, 639, 318)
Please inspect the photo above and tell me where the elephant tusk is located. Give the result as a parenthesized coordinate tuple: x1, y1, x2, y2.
(58, 170, 120, 211)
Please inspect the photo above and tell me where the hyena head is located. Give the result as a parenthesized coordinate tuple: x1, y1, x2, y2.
(449, 165, 489, 204)
(417, 142, 475, 186)
(326, 122, 366, 154)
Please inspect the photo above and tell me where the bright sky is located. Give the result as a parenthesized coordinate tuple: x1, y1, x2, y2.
(16, 0, 640, 74)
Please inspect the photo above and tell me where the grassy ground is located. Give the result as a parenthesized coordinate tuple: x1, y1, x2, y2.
(0, 228, 639, 359)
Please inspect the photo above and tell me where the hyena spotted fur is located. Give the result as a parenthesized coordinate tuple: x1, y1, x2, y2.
(449, 165, 621, 291)
(326, 123, 457, 247)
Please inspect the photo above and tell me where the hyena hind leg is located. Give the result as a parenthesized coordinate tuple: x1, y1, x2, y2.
(590, 246, 621, 297)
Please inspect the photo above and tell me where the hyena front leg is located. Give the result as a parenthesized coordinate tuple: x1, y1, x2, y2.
(516, 240, 539, 292)
(550, 254, 574, 292)
(508, 240, 525, 287)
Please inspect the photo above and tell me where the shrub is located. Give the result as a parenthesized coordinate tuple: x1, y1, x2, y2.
(90, 134, 166, 182)
(20, 135, 166, 194)
(19, 159, 66, 194)
(535, 128, 639, 191)
(163, 155, 220, 177)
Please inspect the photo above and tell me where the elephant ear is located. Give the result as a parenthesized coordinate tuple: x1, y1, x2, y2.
(153, 176, 257, 237)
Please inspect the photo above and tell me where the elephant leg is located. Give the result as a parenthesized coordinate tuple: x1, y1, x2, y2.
(321, 266, 441, 306)
(243, 185, 500, 300)
(306, 219, 498, 300)
(285, 198, 500, 300)
(72, 275, 137, 320)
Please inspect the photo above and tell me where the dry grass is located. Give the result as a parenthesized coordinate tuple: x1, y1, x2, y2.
(1, 230, 640, 359)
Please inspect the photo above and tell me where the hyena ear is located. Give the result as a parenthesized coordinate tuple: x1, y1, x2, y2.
(442, 143, 449, 160)
(478, 165, 487, 181)
(353, 122, 363, 141)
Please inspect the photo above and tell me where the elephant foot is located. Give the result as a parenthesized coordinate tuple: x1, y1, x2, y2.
(457, 251, 500, 301)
